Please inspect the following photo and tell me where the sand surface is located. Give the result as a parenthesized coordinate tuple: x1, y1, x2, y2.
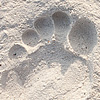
(0, 0, 100, 100)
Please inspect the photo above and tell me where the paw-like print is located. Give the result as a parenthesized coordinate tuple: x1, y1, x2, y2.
(0, 11, 97, 87)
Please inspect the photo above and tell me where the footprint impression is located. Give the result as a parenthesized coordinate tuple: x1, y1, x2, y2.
(0, 11, 97, 87)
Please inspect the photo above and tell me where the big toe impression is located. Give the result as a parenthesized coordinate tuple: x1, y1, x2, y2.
(68, 17, 97, 55)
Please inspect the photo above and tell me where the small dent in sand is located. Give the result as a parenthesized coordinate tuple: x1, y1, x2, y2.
(8, 44, 27, 59)
(34, 16, 54, 41)
(52, 11, 71, 42)
(22, 29, 40, 47)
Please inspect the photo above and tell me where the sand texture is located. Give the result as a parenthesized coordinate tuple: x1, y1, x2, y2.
(0, 0, 100, 100)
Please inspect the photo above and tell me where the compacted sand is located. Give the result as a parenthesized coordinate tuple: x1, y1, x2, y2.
(0, 0, 100, 100)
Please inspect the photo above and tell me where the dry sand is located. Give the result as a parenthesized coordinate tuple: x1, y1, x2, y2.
(0, 0, 100, 100)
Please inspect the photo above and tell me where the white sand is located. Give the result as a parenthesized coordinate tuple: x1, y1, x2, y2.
(0, 0, 100, 100)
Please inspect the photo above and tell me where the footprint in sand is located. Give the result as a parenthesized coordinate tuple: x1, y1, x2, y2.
(0, 11, 97, 89)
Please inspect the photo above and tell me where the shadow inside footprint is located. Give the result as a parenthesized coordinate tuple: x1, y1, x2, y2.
(0, 59, 36, 87)
(1, 41, 92, 88)
(28, 40, 87, 74)
(13, 60, 35, 85)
